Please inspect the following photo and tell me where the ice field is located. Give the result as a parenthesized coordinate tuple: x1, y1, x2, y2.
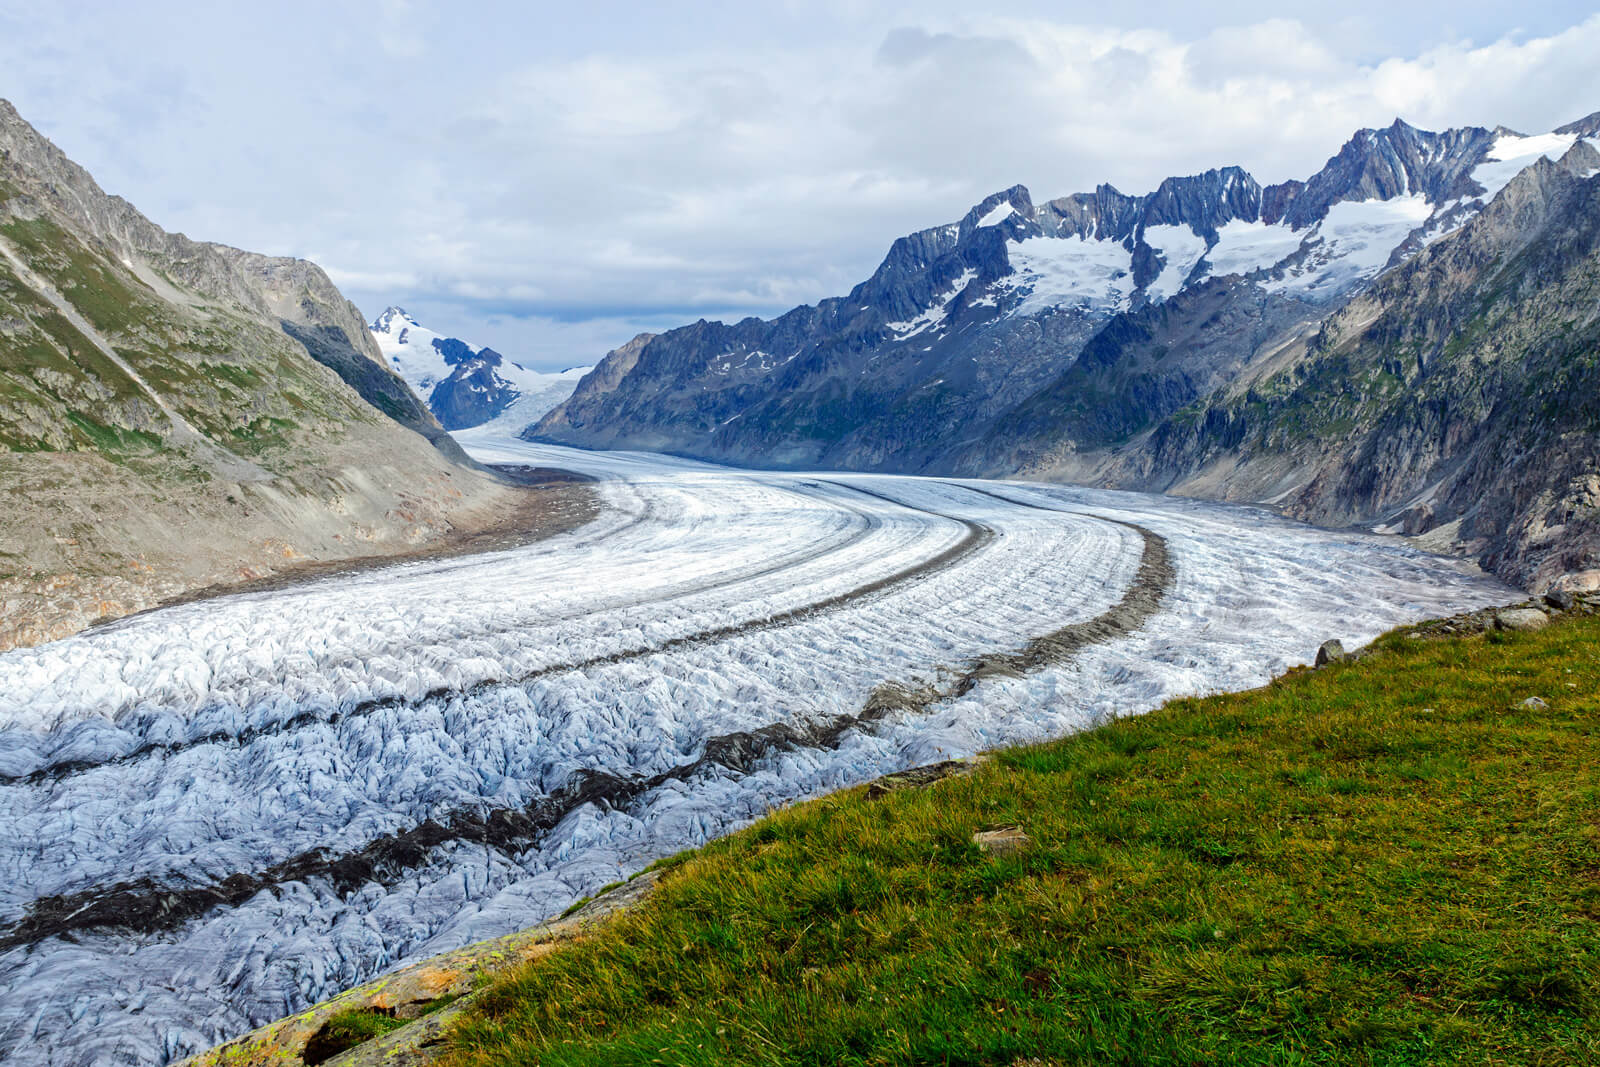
(0, 433, 1517, 1064)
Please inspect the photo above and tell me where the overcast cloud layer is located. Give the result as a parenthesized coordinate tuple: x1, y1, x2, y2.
(3, 1, 1599, 368)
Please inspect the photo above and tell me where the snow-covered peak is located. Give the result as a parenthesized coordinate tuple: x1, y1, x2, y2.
(370, 306, 418, 337)
(367, 307, 592, 432)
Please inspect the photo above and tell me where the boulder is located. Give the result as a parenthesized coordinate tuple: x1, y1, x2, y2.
(1314, 639, 1347, 666)
(1495, 608, 1549, 632)
(1544, 589, 1575, 612)
(972, 827, 1030, 856)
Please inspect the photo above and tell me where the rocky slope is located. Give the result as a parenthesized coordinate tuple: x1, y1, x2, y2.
(1021, 135, 1600, 592)
(534, 112, 1600, 589)
(0, 99, 519, 648)
(370, 307, 591, 432)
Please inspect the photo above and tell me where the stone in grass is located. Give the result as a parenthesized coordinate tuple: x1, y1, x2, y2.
(972, 827, 1030, 856)
(1521, 696, 1549, 710)
(1544, 589, 1575, 612)
(1315, 639, 1347, 666)
(1496, 608, 1549, 632)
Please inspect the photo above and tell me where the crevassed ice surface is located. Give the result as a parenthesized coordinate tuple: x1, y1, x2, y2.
(1004, 233, 1135, 313)
(0, 431, 1516, 1065)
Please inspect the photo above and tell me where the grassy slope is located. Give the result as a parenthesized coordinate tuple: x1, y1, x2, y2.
(0, 214, 369, 460)
(448, 617, 1600, 1066)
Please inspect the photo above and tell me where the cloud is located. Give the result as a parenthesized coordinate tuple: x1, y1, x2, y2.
(2, 3, 1599, 367)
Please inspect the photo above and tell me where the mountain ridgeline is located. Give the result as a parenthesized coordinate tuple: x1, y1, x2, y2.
(534, 112, 1600, 590)
(369, 307, 591, 433)
(0, 99, 517, 648)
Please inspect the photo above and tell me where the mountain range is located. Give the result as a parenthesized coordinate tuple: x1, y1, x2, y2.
(370, 306, 590, 432)
(533, 112, 1600, 591)
(0, 99, 517, 649)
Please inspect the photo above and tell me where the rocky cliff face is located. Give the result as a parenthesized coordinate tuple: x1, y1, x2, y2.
(534, 111, 1600, 589)
(0, 99, 517, 648)
(1044, 140, 1600, 592)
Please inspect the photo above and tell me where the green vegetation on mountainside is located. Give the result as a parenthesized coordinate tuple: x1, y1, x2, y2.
(447, 616, 1600, 1066)
(0, 216, 373, 463)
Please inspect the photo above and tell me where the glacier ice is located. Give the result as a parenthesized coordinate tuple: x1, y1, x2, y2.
(0, 432, 1516, 1064)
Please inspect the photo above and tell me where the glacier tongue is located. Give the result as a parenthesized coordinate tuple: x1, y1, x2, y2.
(0, 431, 1516, 1065)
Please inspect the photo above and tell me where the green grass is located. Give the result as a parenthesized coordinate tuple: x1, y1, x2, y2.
(0, 217, 172, 341)
(448, 617, 1600, 1066)
(62, 412, 162, 458)
(302, 1008, 407, 1064)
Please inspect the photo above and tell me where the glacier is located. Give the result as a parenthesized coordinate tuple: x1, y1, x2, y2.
(0, 430, 1516, 1064)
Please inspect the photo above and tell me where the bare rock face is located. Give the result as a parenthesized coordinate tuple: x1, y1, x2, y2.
(0, 99, 515, 648)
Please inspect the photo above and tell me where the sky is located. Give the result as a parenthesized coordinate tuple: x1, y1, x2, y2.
(3, 1, 1599, 369)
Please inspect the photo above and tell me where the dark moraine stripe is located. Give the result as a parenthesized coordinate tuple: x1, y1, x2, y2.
(2, 483, 981, 787)
(0, 507, 1170, 950)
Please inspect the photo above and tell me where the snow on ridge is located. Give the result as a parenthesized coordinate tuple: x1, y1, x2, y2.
(958, 126, 1600, 319)
(1264, 194, 1434, 298)
(886, 268, 978, 338)
(370, 308, 458, 393)
(1472, 130, 1580, 203)
(975, 202, 1017, 227)
(368, 309, 587, 431)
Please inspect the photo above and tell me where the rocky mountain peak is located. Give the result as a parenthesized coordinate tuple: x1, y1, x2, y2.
(369, 308, 593, 432)
(1140, 166, 1263, 242)
(1555, 110, 1600, 137)
(1281, 119, 1494, 228)
(531, 105, 1600, 498)
(370, 305, 418, 337)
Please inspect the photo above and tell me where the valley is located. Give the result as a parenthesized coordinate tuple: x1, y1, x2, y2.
(1, 30, 1597, 1064)
(0, 428, 1513, 1064)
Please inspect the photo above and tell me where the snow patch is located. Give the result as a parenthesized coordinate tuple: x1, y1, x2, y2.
(976, 202, 1016, 227)
(1264, 195, 1434, 298)
(1203, 219, 1307, 280)
(1142, 224, 1210, 300)
(1472, 131, 1578, 202)
(886, 269, 977, 338)
(1004, 235, 1134, 314)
